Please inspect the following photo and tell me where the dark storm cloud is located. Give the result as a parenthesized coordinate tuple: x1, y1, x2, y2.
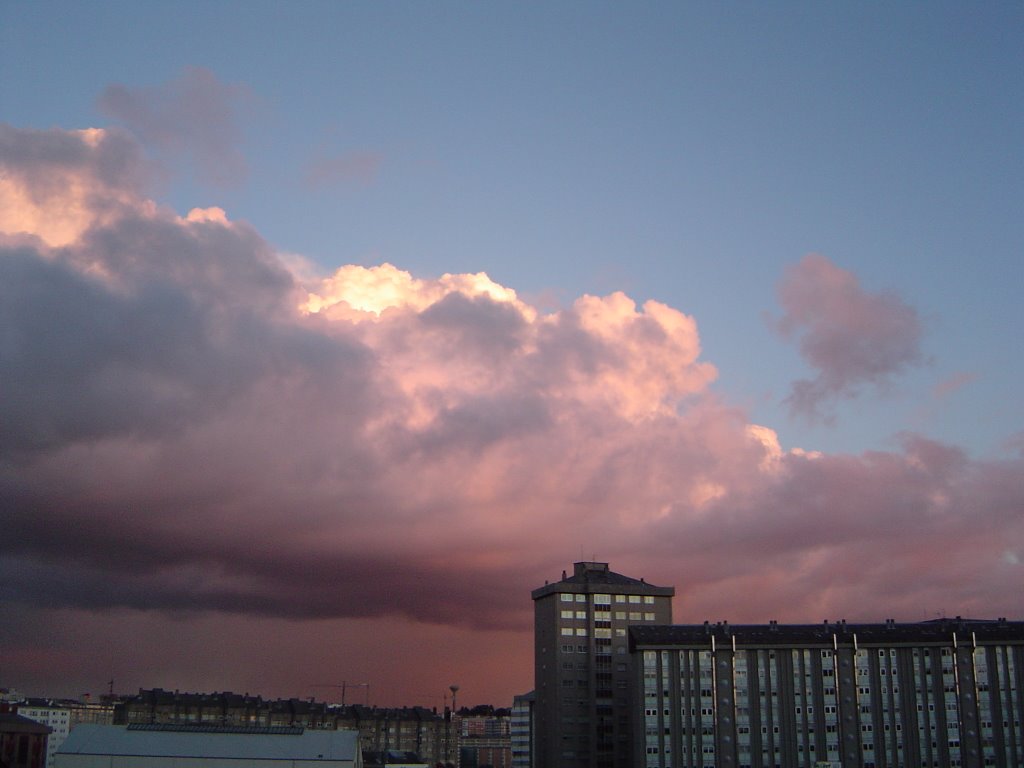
(1, 124, 1021, 653)
(0, 210, 318, 455)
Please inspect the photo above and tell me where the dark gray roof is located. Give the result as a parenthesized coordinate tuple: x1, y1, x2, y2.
(127, 723, 304, 735)
(532, 561, 674, 600)
(0, 713, 52, 734)
(630, 618, 1024, 649)
(58, 723, 359, 762)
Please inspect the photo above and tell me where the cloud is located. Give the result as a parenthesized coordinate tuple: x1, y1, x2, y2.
(773, 254, 923, 422)
(1, 125, 1021, 704)
(0, 124, 149, 247)
(97, 67, 249, 186)
(931, 370, 977, 400)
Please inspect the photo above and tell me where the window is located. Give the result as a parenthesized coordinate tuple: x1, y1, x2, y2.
(576, 628, 588, 636)
(576, 610, 587, 619)
(615, 595, 625, 603)
(629, 595, 641, 604)
(594, 594, 611, 604)
(644, 613, 655, 621)
(562, 610, 574, 619)
(561, 593, 573, 602)
(576, 594, 587, 603)
(562, 628, 574, 636)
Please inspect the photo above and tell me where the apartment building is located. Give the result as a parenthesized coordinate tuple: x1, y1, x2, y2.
(532, 561, 674, 768)
(510, 692, 534, 768)
(631, 618, 1024, 768)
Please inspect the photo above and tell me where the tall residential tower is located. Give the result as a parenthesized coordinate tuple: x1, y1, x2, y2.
(533, 561, 674, 768)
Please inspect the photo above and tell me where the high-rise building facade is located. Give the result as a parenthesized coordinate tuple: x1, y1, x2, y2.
(631, 618, 1024, 768)
(510, 692, 534, 768)
(533, 561, 674, 768)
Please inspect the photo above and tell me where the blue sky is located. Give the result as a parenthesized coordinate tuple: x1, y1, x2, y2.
(2, 2, 1023, 704)
(4, 2, 1021, 459)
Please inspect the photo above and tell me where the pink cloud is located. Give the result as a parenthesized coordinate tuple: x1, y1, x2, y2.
(931, 370, 977, 400)
(773, 253, 923, 422)
(97, 67, 249, 186)
(1, 126, 1020, 707)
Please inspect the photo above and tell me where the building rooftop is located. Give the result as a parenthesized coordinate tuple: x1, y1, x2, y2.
(57, 723, 359, 762)
(532, 561, 674, 599)
(630, 617, 1024, 649)
(0, 712, 53, 734)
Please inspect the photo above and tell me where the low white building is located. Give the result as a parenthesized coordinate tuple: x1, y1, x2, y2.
(55, 723, 362, 768)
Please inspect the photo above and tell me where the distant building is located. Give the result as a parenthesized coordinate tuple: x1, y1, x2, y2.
(118, 689, 268, 727)
(630, 617, 1024, 768)
(0, 712, 51, 768)
(343, 705, 452, 766)
(0, 688, 25, 704)
(510, 692, 534, 768)
(459, 706, 511, 768)
(361, 748, 429, 767)
(67, 699, 117, 729)
(55, 723, 361, 768)
(532, 561, 674, 768)
(116, 690, 452, 765)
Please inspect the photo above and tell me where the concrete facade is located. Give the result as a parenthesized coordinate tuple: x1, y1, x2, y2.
(631, 618, 1024, 768)
(532, 561, 673, 768)
(509, 692, 534, 768)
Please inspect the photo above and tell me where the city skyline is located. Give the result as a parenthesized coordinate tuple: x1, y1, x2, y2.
(2, 3, 1023, 708)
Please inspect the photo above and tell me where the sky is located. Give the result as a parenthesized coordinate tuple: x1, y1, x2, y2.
(1, 1, 1022, 709)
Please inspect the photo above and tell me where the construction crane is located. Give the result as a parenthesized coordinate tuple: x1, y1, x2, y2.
(310, 682, 370, 707)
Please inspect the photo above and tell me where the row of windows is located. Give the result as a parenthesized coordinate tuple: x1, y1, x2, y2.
(562, 611, 657, 622)
(560, 593, 657, 604)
